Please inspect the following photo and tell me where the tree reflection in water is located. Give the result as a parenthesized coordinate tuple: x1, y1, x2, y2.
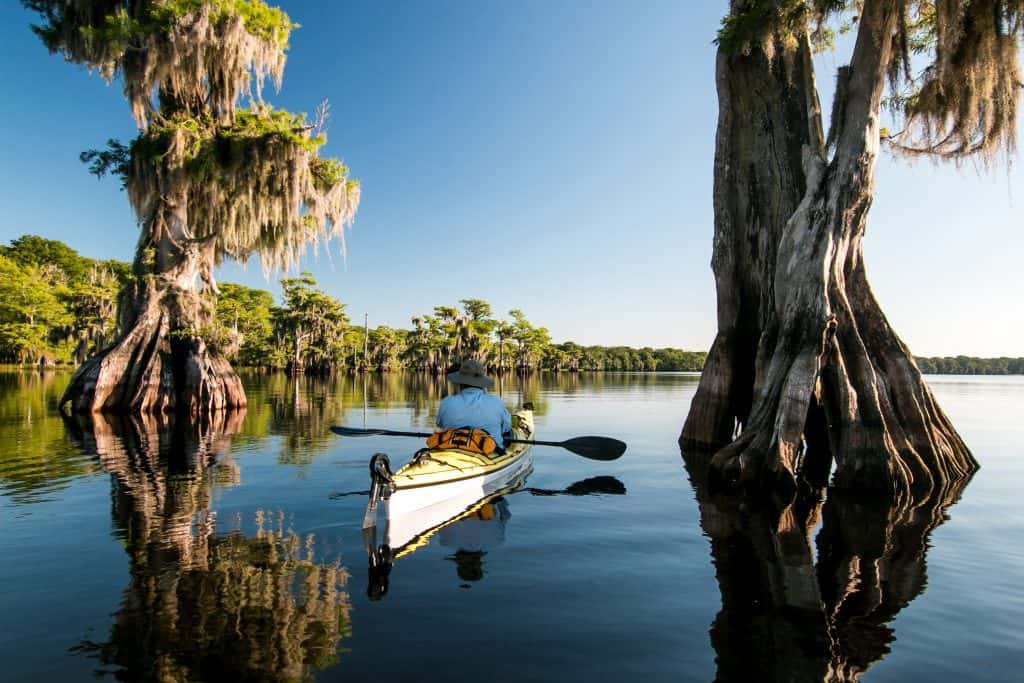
(65, 411, 351, 682)
(682, 449, 971, 683)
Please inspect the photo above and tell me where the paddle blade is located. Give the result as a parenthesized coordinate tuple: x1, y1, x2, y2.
(559, 436, 627, 460)
(330, 426, 389, 437)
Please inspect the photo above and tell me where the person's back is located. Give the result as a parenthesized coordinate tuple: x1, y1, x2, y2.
(435, 360, 511, 446)
(436, 386, 510, 445)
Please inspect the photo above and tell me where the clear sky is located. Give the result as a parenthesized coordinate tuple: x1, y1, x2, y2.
(1, 1, 1021, 356)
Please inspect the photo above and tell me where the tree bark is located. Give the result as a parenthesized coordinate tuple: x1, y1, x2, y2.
(61, 180, 246, 416)
(681, 0, 978, 498)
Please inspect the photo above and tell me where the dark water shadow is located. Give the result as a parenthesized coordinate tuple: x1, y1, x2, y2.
(682, 448, 972, 683)
(63, 411, 352, 682)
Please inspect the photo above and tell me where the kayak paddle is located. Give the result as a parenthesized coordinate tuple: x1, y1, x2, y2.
(329, 426, 626, 461)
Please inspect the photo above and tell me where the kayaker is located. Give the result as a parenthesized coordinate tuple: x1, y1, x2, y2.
(436, 359, 512, 448)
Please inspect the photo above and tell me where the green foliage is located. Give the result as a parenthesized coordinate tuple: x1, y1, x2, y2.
(80, 139, 131, 183)
(152, 0, 296, 46)
(213, 283, 278, 366)
(905, 2, 937, 55)
(223, 107, 329, 154)
(506, 308, 551, 371)
(916, 356, 1024, 375)
(278, 274, 351, 373)
(715, 0, 1023, 163)
(369, 325, 403, 371)
(1, 234, 90, 281)
(715, 1, 855, 55)
(460, 299, 492, 320)
(119, 105, 357, 272)
(64, 266, 126, 362)
(0, 236, 131, 365)
(311, 157, 350, 189)
(73, 0, 295, 55)
(715, 0, 809, 54)
(25, 0, 295, 96)
(890, 0, 1024, 161)
(212, 289, 711, 376)
(0, 254, 73, 364)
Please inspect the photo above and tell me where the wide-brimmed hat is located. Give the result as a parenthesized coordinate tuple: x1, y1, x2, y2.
(447, 359, 494, 389)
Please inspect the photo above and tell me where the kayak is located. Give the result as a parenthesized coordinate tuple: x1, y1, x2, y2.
(363, 405, 535, 525)
(359, 405, 535, 599)
(390, 407, 534, 515)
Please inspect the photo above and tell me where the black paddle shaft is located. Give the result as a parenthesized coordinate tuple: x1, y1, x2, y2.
(328, 426, 626, 461)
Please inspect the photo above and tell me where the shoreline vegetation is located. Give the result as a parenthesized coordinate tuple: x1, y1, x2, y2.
(1, 235, 1020, 376)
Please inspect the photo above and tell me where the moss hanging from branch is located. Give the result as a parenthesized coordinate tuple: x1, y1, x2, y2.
(715, 1, 1024, 164)
(893, 0, 1023, 162)
(121, 106, 359, 275)
(27, 0, 295, 126)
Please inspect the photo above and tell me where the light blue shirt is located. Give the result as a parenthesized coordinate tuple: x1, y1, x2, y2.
(436, 387, 512, 446)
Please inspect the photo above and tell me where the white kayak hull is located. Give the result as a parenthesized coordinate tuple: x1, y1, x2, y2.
(382, 449, 534, 553)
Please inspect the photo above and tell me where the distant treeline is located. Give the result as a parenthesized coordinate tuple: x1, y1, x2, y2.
(915, 356, 1024, 375)
(0, 235, 704, 372)
(2, 235, 1018, 375)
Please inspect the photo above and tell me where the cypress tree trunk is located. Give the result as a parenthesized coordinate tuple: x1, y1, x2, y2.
(61, 176, 246, 416)
(681, 0, 977, 498)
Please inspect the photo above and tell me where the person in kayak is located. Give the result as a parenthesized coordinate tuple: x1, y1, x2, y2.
(436, 358, 512, 449)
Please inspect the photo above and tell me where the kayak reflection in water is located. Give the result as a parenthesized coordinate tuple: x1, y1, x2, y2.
(441, 498, 511, 587)
(364, 472, 527, 601)
(364, 475, 626, 599)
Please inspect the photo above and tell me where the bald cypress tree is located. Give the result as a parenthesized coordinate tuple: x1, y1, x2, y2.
(681, 0, 1019, 497)
(24, 1, 359, 415)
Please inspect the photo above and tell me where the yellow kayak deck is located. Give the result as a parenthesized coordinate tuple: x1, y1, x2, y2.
(390, 409, 535, 490)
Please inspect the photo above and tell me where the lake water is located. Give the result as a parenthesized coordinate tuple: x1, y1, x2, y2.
(1, 370, 1021, 682)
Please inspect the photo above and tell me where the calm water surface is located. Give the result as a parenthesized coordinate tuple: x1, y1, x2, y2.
(1, 371, 1022, 681)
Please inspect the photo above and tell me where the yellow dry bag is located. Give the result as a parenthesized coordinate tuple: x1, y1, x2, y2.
(426, 428, 499, 455)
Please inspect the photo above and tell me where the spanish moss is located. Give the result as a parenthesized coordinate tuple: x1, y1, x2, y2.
(28, 0, 293, 126)
(127, 107, 359, 276)
(894, 0, 1024, 162)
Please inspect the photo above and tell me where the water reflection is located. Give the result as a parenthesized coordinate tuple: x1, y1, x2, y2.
(239, 371, 547, 464)
(526, 475, 628, 497)
(365, 474, 626, 599)
(64, 411, 352, 682)
(0, 370, 99, 503)
(442, 497, 511, 586)
(682, 449, 971, 682)
(0, 369, 676, 503)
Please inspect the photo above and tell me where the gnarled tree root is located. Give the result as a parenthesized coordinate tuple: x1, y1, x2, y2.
(685, 266, 978, 501)
(61, 282, 246, 416)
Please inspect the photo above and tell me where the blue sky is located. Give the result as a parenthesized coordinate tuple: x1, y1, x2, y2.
(1, 1, 1020, 356)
